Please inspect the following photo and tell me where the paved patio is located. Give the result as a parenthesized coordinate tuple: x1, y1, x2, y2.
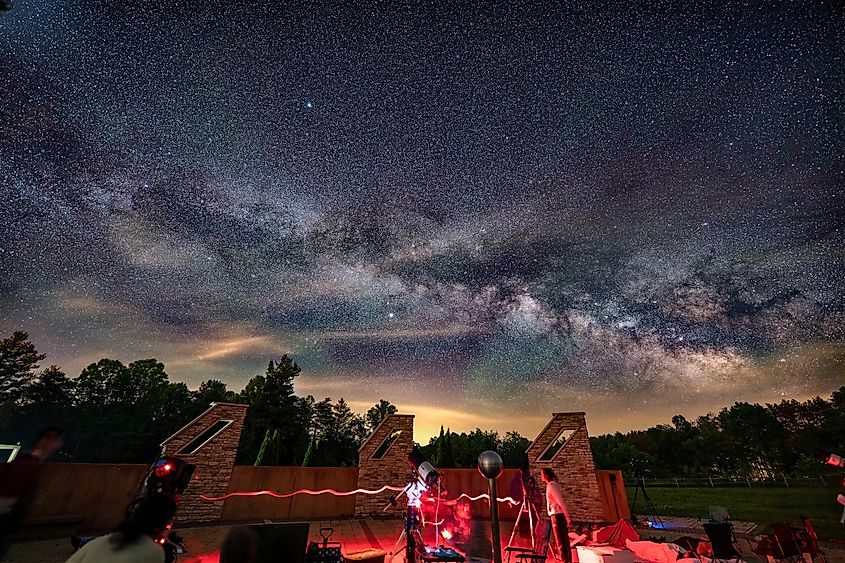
(635, 515, 760, 535)
(4, 518, 844, 563)
(2, 518, 518, 563)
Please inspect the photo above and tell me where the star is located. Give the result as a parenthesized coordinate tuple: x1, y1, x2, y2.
(0, 0, 841, 440)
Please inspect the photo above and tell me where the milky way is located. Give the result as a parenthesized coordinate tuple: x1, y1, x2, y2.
(1, 1, 843, 440)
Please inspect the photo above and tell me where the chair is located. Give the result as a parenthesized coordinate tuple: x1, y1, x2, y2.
(708, 506, 731, 523)
(799, 517, 826, 563)
(506, 519, 552, 562)
(705, 505, 738, 542)
(770, 523, 802, 563)
(702, 522, 742, 563)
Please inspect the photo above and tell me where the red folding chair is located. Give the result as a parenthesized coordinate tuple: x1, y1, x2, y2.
(771, 523, 802, 563)
(798, 517, 826, 563)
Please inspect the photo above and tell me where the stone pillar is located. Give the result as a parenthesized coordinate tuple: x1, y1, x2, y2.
(160, 402, 248, 523)
(526, 412, 604, 522)
(354, 414, 415, 517)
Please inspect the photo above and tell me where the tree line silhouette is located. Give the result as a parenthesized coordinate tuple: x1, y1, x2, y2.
(590, 389, 845, 481)
(1, 331, 842, 479)
(0, 331, 535, 467)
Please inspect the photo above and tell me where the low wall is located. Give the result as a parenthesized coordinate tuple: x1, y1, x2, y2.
(25, 463, 148, 531)
(22, 464, 627, 532)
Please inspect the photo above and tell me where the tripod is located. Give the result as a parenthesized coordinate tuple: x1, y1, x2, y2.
(390, 505, 425, 562)
(507, 494, 540, 550)
(630, 475, 663, 528)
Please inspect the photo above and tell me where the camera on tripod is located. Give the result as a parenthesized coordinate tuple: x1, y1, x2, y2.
(137, 456, 196, 501)
(134, 456, 196, 562)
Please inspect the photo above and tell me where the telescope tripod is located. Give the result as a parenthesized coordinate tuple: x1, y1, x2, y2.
(630, 476, 663, 528)
(506, 496, 540, 550)
(390, 506, 425, 562)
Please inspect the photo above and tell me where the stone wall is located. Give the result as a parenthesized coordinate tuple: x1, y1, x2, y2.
(161, 402, 248, 523)
(354, 414, 415, 517)
(526, 412, 604, 522)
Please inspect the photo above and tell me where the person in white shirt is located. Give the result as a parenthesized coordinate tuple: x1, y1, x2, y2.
(66, 496, 176, 563)
(541, 468, 572, 563)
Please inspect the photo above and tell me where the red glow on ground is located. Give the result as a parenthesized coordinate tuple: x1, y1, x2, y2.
(176, 519, 531, 563)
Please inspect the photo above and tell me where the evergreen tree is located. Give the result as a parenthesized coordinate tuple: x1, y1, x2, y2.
(433, 425, 446, 467)
(255, 428, 281, 466)
(442, 429, 456, 468)
(0, 331, 46, 403)
(237, 356, 308, 465)
(366, 399, 397, 431)
(302, 436, 316, 467)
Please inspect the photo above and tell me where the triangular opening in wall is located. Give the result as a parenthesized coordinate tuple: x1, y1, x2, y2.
(538, 427, 577, 462)
(371, 429, 403, 460)
(176, 419, 233, 455)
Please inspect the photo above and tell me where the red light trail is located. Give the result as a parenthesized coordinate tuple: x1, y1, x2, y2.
(200, 485, 404, 502)
(426, 493, 520, 506)
(201, 487, 519, 506)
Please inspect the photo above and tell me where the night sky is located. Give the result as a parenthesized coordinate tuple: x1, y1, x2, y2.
(1, 1, 843, 441)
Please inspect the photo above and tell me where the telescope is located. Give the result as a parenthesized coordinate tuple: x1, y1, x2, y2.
(409, 446, 439, 487)
(386, 446, 440, 509)
(138, 456, 196, 500)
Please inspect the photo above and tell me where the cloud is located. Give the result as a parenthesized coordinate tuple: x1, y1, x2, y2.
(315, 324, 487, 342)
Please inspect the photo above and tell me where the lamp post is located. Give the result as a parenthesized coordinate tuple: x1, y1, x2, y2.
(478, 450, 504, 563)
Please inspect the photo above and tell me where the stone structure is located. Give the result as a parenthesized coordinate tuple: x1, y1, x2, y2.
(354, 413, 415, 517)
(161, 402, 248, 523)
(526, 412, 604, 522)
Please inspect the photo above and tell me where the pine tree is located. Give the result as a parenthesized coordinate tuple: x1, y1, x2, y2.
(0, 331, 46, 403)
(302, 436, 315, 467)
(255, 428, 281, 466)
(433, 425, 446, 466)
(443, 428, 456, 468)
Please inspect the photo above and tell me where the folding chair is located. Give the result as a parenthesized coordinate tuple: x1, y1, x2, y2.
(706, 505, 738, 542)
(770, 523, 802, 563)
(708, 506, 731, 523)
(799, 517, 826, 563)
(506, 519, 552, 562)
(702, 522, 742, 563)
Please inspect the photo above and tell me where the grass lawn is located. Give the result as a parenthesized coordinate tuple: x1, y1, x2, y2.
(625, 486, 845, 541)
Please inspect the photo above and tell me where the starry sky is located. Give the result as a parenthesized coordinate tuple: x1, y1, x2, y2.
(1, 1, 843, 442)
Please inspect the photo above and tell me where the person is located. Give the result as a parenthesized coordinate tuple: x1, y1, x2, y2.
(0, 426, 64, 559)
(541, 468, 572, 563)
(65, 496, 177, 563)
(219, 526, 260, 563)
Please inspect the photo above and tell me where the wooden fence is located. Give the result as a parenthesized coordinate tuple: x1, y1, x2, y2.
(221, 466, 359, 522)
(23, 464, 627, 532)
(24, 463, 149, 531)
(634, 475, 837, 488)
